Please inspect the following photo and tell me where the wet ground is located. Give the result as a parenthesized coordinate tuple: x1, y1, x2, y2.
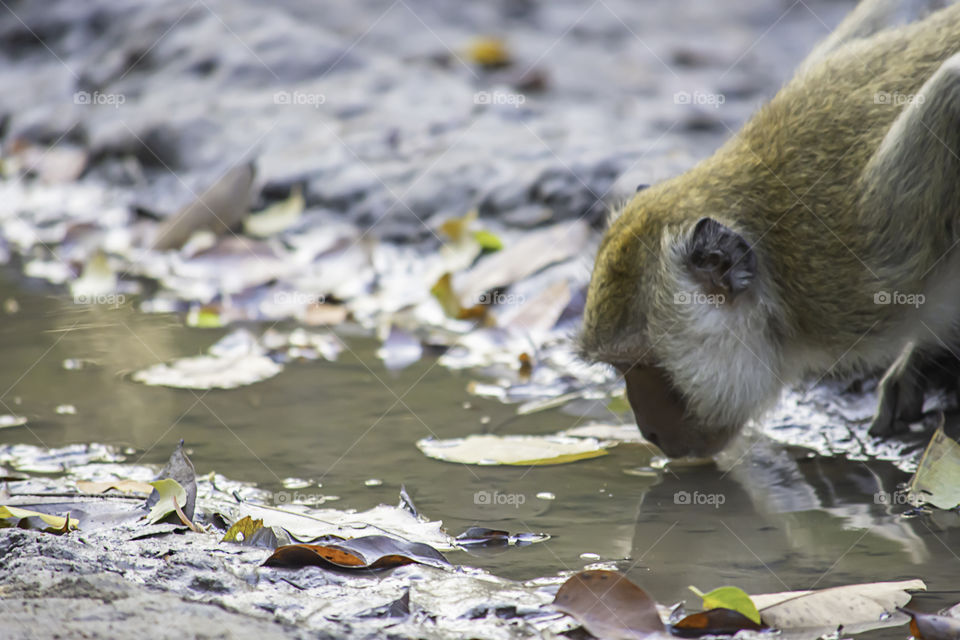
(1, 264, 958, 639)
(3, 0, 960, 636)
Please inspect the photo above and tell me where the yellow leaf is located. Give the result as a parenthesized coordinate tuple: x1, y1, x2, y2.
(467, 37, 511, 68)
(0, 505, 77, 531)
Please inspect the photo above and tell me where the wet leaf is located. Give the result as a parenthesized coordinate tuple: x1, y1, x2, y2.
(906, 426, 960, 510)
(439, 210, 478, 243)
(688, 585, 761, 624)
(144, 478, 187, 525)
(153, 440, 197, 520)
(454, 526, 548, 547)
(417, 433, 608, 466)
(244, 185, 304, 237)
(153, 163, 255, 251)
(222, 515, 264, 543)
(898, 607, 960, 640)
(754, 579, 926, 629)
(430, 272, 487, 321)
(670, 608, 766, 637)
(263, 534, 449, 570)
(0, 414, 28, 429)
(0, 505, 78, 532)
(553, 570, 666, 639)
(455, 220, 589, 307)
(132, 329, 282, 389)
(185, 306, 223, 328)
(467, 36, 512, 68)
(76, 480, 154, 495)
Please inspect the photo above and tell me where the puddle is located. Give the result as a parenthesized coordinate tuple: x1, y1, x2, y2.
(0, 265, 957, 638)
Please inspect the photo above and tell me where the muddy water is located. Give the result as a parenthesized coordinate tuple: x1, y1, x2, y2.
(0, 266, 957, 630)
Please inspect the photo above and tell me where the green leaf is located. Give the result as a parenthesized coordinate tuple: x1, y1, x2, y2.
(472, 229, 503, 251)
(0, 506, 77, 532)
(146, 478, 188, 525)
(690, 585, 761, 624)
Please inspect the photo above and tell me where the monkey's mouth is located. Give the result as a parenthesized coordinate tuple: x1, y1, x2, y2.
(620, 366, 735, 457)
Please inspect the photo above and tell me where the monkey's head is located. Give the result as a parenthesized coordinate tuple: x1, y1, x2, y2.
(579, 184, 784, 457)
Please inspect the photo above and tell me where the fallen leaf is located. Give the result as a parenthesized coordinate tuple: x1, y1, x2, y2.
(898, 607, 960, 640)
(689, 585, 761, 624)
(906, 426, 960, 510)
(263, 534, 449, 570)
(153, 163, 255, 251)
(0, 414, 28, 429)
(472, 229, 503, 251)
(754, 579, 926, 629)
(132, 329, 282, 390)
(0, 505, 78, 533)
(553, 570, 666, 639)
(144, 478, 187, 525)
(467, 36, 512, 68)
(430, 273, 487, 321)
(671, 608, 765, 637)
(77, 480, 154, 495)
(223, 515, 265, 542)
(439, 210, 478, 243)
(417, 433, 608, 466)
(244, 185, 304, 237)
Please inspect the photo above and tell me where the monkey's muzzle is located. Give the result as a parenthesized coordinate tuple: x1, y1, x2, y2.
(621, 366, 734, 458)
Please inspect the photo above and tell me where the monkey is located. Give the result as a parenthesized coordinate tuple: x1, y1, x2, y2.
(578, 0, 960, 457)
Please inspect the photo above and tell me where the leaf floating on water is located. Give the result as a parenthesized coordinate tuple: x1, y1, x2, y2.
(553, 570, 666, 639)
(753, 579, 926, 630)
(906, 426, 960, 510)
(417, 433, 608, 466)
(0, 505, 78, 533)
(688, 585, 761, 624)
(132, 329, 282, 389)
(263, 534, 449, 570)
(0, 414, 28, 429)
(454, 526, 549, 547)
(243, 185, 304, 238)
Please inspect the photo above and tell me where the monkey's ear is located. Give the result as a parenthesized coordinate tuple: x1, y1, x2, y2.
(686, 217, 756, 297)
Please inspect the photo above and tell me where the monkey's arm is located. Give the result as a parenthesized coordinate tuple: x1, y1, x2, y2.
(799, 0, 953, 74)
(861, 53, 960, 435)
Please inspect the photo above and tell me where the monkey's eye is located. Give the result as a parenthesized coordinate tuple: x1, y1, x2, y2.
(636, 183, 650, 193)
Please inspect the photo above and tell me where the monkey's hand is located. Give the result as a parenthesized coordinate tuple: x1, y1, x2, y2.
(868, 342, 924, 436)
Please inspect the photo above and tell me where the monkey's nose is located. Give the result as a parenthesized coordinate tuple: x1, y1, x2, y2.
(621, 366, 693, 457)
